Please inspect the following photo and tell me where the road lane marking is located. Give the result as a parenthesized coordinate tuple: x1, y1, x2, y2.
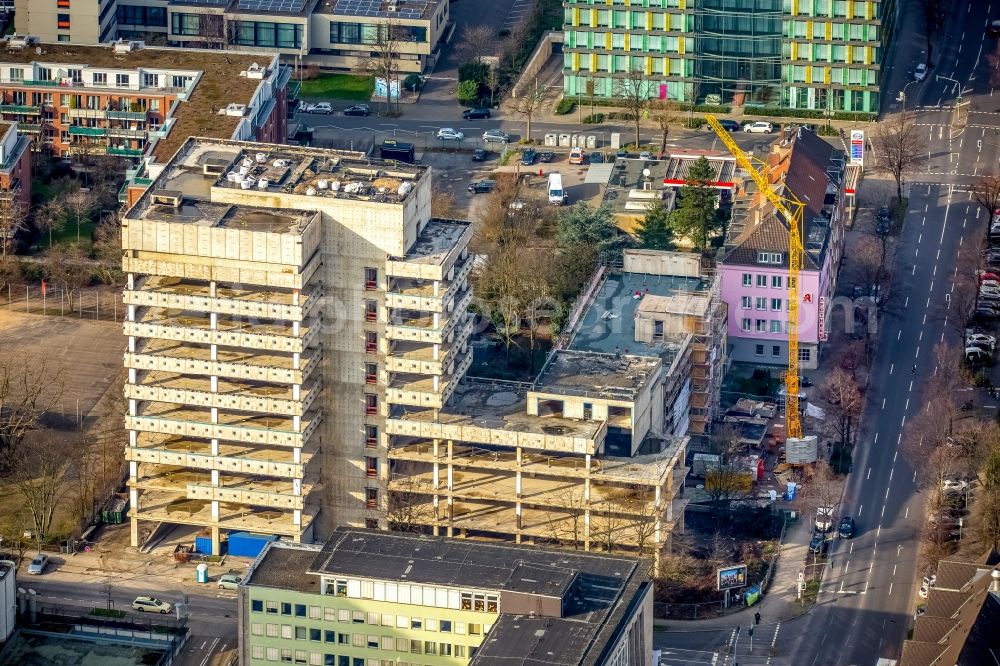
(901, 415, 906, 428)
(882, 398, 886, 409)
(858, 504, 863, 516)
(890, 467, 894, 481)
(890, 363, 894, 375)
(882, 504, 886, 516)
(909, 380, 913, 392)
(867, 467, 872, 479)
(905, 506, 909, 519)
(894, 450, 898, 462)
(888, 583, 893, 596)
(875, 433, 879, 443)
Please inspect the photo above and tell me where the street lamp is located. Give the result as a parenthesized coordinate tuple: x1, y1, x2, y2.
(897, 80, 916, 113)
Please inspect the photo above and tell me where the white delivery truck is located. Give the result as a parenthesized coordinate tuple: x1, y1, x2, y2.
(548, 172, 568, 205)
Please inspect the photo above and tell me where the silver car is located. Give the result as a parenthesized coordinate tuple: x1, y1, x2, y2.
(482, 129, 510, 144)
(27, 553, 48, 575)
(217, 574, 243, 590)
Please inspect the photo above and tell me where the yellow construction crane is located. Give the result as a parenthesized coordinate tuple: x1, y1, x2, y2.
(705, 115, 805, 439)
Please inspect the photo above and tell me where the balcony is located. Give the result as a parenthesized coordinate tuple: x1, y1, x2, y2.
(108, 146, 143, 157)
(386, 350, 471, 409)
(124, 280, 321, 321)
(67, 108, 106, 119)
(107, 109, 148, 121)
(23, 80, 60, 87)
(108, 127, 147, 140)
(124, 344, 319, 385)
(0, 104, 40, 114)
(125, 371, 320, 417)
(68, 126, 107, 137)
(126, 437, 316, 479)
(125, 311, 318, 353)
(126, 404, 323, 448)
(18, 124, 41, 133)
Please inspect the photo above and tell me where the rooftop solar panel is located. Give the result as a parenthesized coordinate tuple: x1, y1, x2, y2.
(237, 0, 307, 12)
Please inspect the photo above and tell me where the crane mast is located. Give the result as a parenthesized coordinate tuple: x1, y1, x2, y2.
(705, 115, 806, 439)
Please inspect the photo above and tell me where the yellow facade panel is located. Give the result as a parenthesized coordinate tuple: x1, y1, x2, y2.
(646, 11, 652, 31)
(624, 33, 630, 51)
(824, 67, 830, 84)
(572, 52, 580, 71)
(590, 8, 597, 27)
(791, 42, 797, 60)
(806, 21, 813, 40)
(645, 56, 652, 76)
(606, 32, 612, 50)
(678, 36, 685, 55)
(572, 7, 580, 27)
(825, 22, 832, 40)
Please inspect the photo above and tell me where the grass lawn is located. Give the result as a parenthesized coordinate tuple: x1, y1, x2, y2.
(299, 74, 374, 101)
(48, 218, 98, 251)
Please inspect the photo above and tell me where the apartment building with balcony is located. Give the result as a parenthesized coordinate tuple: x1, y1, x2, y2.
(719, 128, 847, 370)
(561, 0, 900, 115)
(17, 0, 451, 75)
(0, 37, 288, 164)
(121, 137, 457, 553)
(0, 121, 32, 253)
(238, 529, 653, 666)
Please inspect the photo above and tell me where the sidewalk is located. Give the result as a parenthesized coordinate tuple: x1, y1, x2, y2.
(654, 516, 818, 630)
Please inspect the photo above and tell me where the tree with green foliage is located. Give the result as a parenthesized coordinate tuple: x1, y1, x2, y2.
(635, 201, 675, 251)
(556, 203, 630, 263)
(669, 156, 720, 252)
(457, 80, 479, 105)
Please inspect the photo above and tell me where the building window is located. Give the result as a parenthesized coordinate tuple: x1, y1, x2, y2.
(295, 626, 307, 639)
(755, 344, 764, 356)
(365, 362, 378, 384)
(440, 620, 452, 633)
(365, 487, 378, 509)
(267, 623, 279, 637)
(57, 35, 71, 42)
(365, 331, 378, 353)
(771, 298, 782, 311)
(740, 318, 750, 332)
(266, 648, 279, 661)
(365, 425, 378, 448)
(756, 275, 767, 287)
(295, 604, 306, 618)
(252, 645, 265, 659)
(365, 456, 378, 477)
(772, 275, 783, 288)
(143, 73, 159, 88)
(170, 12, 202, 36)
(799, 348, 812, 362)
(115, 73, 131, 88)
(740, 296, 751, 309)
(772, 345, 781, 357)
(770, 320, 782, 333)
(252, 599, 264, 613)
(57, 14, 71, 29)
(92, 72, 107, 86)
(364, 267, 378, 290)
(365, 394, 378, 416)
(741, 273, 752, 286)
(281, 603, 292, 615)
(755, 319, 766, 332)
(282, 648, 292, 663)
(755, 297, 766, 310)
(251, 622, 264, 635)
(233, 20, 303, 48)
(364, 299, 377, 321)
(266, 601, 278, 614)
(282, 625, 293, 639)
(324, 630, 335, 642)
(309, 606, 321, 620)
(411, 618, 422, 630)
(367, 636, 378, 649)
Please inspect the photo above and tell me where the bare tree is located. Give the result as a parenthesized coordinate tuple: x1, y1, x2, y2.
(63, 187, 95, 246)
(651, 100, 678, 158)
(386, 476, 433, 532)
(615, 68, 653, 148)
(364, 21, 405, 115)
(507, 81, 550, 143)
(44, 244, 93, 304)
(199, 13, 229, 50)
(93, 211, 124, 286)
(822, 368, 863, 447)
(545, 485, 588, 548)
(799, 460, 843, 543)
(485, 64, 502, 109)
(0, 195, 27, 260)
(703, 424, 752, 521)
(35, 198, 66, 248)
(455, 25, 495, 65)
(9, 433, 75, 544)
(686, 79, 703, 126)
(874, 111, 925, 201)
(972, 175, 1000, 236)
(0, 354, 63, 457)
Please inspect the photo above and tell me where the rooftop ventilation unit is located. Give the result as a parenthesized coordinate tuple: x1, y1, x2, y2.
(203, 159, 229, 177)
(6, 34, 37, 51)
(220, 103, 247, 117)
(242, 63, 266, 80)
(113, 40, 144, 55)
(150, 190, 183, 208)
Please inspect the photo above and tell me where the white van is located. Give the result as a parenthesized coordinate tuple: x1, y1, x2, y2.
(547, 172, 568, 205)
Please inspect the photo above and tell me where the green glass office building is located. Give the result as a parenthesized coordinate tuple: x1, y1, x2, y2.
(562, 0, 901, 114)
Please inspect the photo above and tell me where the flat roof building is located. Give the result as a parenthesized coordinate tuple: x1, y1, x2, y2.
(238, 529, 653, 666)
(0, 38, 288, 165)
(0, 121, 32, 255)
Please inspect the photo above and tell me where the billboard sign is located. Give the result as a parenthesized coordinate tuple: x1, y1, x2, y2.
(850, 130, 864, 166)
(718, 565, 748, 590)
(375, 77, 400, 100)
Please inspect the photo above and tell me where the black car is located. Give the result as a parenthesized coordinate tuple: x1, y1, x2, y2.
(838, 516, 856, 539)
(717, 119, 741, 132)
(875, 206, 891, 233)
(521, 149, 537, 166)
(471, 148, 487, 162)
(343, 104, 371, 117)
(808, 533, 829, 554)
(589, 152, 604, 163)
(462, 108, 491, 120)
(538, 151, 554, 163)
(467, 179, 496, 194)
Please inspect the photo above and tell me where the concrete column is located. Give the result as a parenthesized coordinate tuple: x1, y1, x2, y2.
(433, 343, 440, 361)
(292, 289, 300, 306)
(433, 376, 440, 391)
(209, 281, 217, 298)
(210, 344, 217, 361)
(211, 439, 219, 456)
(211, 500, 219, 521)
(211, 525, 220, 556)
(128, 368, 136, 383)
(433, 280, 440, 297)
(129, 461, 138, 477)
(293, 384, 300, 400)
(129, 430, 137, 447)
(127, 273, 134, 290)
(293, 447, 301, 464)
(211, 469, 219, 485)
(128, 399, 136, 416)
(293, 320, 300, 336)
(293, 478, 302, 495)
(211, 407, 218, 424)
(293, 415, 301, 432)
(130, 516, 139, 547)
(211, 375, 218, 393)
(128, 335, 136, 352)
(293, 352, 300, 370)
(433, 313, 440, 328)
(293, 509, 301, 526)
(127, 304, 135, 321)
(210, 312, 217, 330)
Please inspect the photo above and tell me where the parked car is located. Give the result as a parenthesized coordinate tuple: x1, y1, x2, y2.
(808, 533, 829, 554)
(990, 19, 1000, 35)
(743, 121, 774, 134)
(966, 346, 991, 363)
(639, 151, 653, 160)
(967, 332, 996, 350)
(217, 574, 243, 590)
(875, 206, 891, 233)
(521, 148, 537, 166)
(942, 479, 970, 493)
(482, 129, 510, 144)
(133, 596, 172, 614)
(588, 151, 603, 163)
(343, 104, 370, 117)
(471, 148, 487, 162)
(437, 128, 465, 141)
(305, 102, 333, 115)
(27, 553, 48, 575)
(978, 271, 1000, 282)
(462, 107, 491, 119)
(718, 119, 741, 132)
(569, 147, 586, 164)
(838, 516, 856, 539)
(539, 151, 554, 163)
(615, 149, 629, 158)
(467, 179, 496, 194)
(914, 63, 928, 82)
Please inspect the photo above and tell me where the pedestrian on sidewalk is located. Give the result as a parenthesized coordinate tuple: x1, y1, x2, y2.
(754, 611, 761, 625)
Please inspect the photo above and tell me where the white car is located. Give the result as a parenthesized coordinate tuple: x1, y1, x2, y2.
(967, 333, 996, 350)
(133, 596, 172, 614)
(743, 121, 774, 134)
(639, 151, 653, 160)
(305, 102, 333, 115)
(436, 128, 464, 141)
(914, 63, 927, 82)
(942, 479, 969, 493)
(27, 553, 48, 574)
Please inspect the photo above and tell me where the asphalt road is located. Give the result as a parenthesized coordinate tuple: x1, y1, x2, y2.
(654, 5, 1000, 665)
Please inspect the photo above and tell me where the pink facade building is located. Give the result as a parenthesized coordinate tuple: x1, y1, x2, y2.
(719, 129, 847, 370)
